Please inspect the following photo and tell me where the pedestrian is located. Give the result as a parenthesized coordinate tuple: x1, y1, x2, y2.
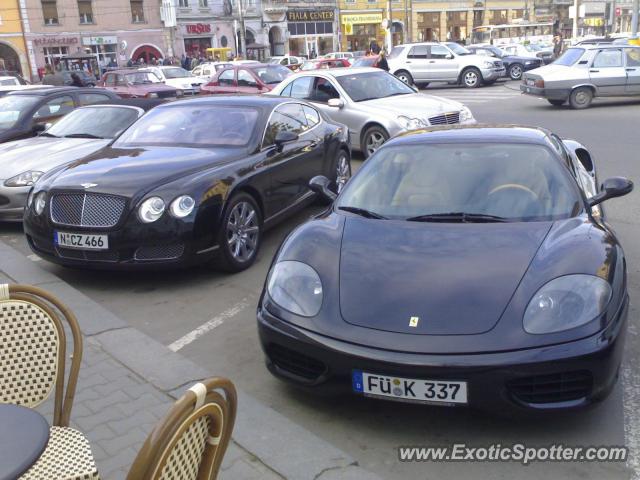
(42, 64, 65, 86)
(369, 40, 381, 55)
(377, 50, 389, 72)
(553, 34, 563, 58)
(70, 72, 84, 87)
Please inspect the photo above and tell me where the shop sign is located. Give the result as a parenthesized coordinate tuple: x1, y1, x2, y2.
(33, 37, 78, 47)
(82, 36, 117, 46)
(341, 13, 383, 25)
(184, 23, 213, 35)
(286, 10, 335, 22)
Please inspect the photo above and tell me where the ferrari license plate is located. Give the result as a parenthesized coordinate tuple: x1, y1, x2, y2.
(54, 231, 108, 250)
(352, 370, 468, 405)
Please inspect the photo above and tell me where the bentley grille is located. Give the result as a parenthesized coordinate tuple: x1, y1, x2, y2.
(50, 192, 126, 228)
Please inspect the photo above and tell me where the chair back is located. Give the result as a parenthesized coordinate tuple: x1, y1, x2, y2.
(127, 377, 237, 480)
(0, 284, 83, 427)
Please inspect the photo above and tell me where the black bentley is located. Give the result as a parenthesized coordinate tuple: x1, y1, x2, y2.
(258, 125, 632, 412)
(23, 96, 351, 272)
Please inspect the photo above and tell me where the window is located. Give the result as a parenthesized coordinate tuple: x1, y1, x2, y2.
(116, 74, 127, 86)
(288, 76, 313, 99)
(263, 104, 307, 147)
(192, 67, 202, 76)
(310, 77, 339, 103)
(78, 0, 93, 24)
(199, 0, 208, 5)
(625, 48, 640, 67)
(408, 45, 428, 59)
(302, 105, 320, 127)
(593, 49, 623, 68)
(104, 74, 116, 86)
(41, 0, 59, 25)
(88, 44, 117, 66)
(78, 93, 112, 105)
(237, 69, 257, 87)
(218, 69, 235, 86)
(131, 0, 145, 23)
(430, 45, 451, 59)
(43, 46, 68, 66)
(179, 0, 188, 5)
(33, 96, 75, 120)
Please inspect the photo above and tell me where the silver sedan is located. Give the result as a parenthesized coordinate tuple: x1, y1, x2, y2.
(268, 67, 476, 157)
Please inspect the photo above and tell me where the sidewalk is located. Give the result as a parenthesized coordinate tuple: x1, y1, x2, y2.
(0, 240, 381, 480)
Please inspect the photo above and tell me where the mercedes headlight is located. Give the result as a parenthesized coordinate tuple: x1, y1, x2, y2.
(267, 261, 323, 317)
(460, 106, 474, 123)
(4, 170, 44, 187)
(523, 275, 612, 334)
(34, 191, 47, 215)
(138, 196, 165, 223)
(397, 116, 427, 130)
(169, 195, 195, 218)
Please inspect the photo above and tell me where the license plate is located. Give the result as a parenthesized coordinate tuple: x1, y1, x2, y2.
(54, 231, 108, 250)
(352, 370, 467, 405)
(526, 79, 535, 86)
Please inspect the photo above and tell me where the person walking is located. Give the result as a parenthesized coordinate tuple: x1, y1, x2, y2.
(377, 50, 390, 72)
(553, 34, 563, 58)
(70, 72, 85, 87)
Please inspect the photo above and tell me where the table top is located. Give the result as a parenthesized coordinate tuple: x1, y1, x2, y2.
(0, 404, 50, 480)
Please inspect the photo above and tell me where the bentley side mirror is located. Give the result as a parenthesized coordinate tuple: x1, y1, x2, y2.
(274, 130, 298, 152)
(328, 98, 344, 108)
(588, 177, 633, 207)
(309, 175, 337, 202)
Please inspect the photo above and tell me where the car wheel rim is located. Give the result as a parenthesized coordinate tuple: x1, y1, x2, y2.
(227, 202, 259, 262)
(464, 71, 478, 87)
(398, 74, 409, 84)
(365, 132, 386, 156)
(336, 153, 350, 193)
(511, 66, 522, 79)
(575, 91, 590, 105)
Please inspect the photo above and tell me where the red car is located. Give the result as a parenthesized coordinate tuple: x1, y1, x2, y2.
(200, 64, 291, 95)
(98, 70, 179, 99)
(299, 58, 351, 71)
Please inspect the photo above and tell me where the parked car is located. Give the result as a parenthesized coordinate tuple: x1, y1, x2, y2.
(258, 124, 632, 412)
(61, 70, 97, 87)
(466, 45, 544, 80)
(322, 52, 355, 63)
(521, 45, 640, 108)
(191, 62, 232, 82)
(387, 42, 506, 88)
(23, 96, 351, 272)
(140, 66, 206, 94)
(269, 68, 475, 157)
(0, 71, 29, 85)
(0, 85, 54, 98)
(201, 64, 291, 95)
(299, 58, 351, 71)
(350, 55, 385, 69)
(0, 87, 119, 143)
(499, 43, 555, 65)
(268, 56, 304, 71)
(0, 99, 159, 222)
(98, 70, 180, 99)
(0, 76, 23, 86)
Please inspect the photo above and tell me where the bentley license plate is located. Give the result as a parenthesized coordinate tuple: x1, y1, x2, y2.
(54, 231, 108, 250)
(352, 370, 467, 405)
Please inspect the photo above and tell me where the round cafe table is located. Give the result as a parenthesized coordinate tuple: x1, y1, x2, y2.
(0, 404, 50, 480)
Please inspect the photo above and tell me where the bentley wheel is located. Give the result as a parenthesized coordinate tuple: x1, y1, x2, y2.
(215, 193, 262, 272)
(508, 64, 523, 80)
(362, 126, 389, 159)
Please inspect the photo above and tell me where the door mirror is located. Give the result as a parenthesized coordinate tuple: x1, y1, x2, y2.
(328, 98, 344, 108)
(32, 123, 47, 134)
(309, 175, 337, 202)
(445, 54, 454, 60)
(588, 177, 633, 207)
(274, 130, 298, 151)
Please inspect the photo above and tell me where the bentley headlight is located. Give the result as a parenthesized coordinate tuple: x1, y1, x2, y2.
(169, 195, 195, 218)
(397, 116, 426, 130)
(138, 196, 165, 223)
(4, 170, 44, 187)
(523, 275, 612, 334)
(34, 191, 47, 215)
(267, 261, 323, 317)
(460, 106, 474, 123)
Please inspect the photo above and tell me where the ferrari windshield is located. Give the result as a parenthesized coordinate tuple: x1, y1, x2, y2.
(0, 95, 39, 131)
(337, 143, 582, 221)
(47, 106, 140, 139)
(114, 105, 259, 147)
(336, 71, 415, 102)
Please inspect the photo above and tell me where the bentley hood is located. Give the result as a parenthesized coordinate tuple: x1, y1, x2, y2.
(339, 217, 552, 335)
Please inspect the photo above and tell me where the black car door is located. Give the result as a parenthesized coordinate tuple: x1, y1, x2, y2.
(261, 102, 325, 217)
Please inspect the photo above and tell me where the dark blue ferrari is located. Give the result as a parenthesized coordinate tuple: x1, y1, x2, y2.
(257, 125, 633, 412)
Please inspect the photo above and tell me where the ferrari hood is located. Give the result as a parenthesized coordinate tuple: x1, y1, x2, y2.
(339, 217, 552, 335)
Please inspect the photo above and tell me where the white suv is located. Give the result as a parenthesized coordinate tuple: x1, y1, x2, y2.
(387, 42, 506, 88)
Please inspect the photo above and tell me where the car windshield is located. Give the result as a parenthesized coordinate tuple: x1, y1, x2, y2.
(336, 71, 415, 102)
(337, 143, 582, 222)
(46, 106, 140, 139)
(250, 65, 291, 84)
(300, 62, 320, 71)
(554, 48, 585, 66)
(446, 43, 471, 55)
(351, 56, 377, 67)
(488, 47, 504, 57)
(387, 46, 404, 59)
(0, 78, 17, 86)
(269, 58, 283, 64)
(0, 95, 39, 131)
(162, 67, 192, 79)
(125, 72, 161, 84)
(114, 105, 259, 147)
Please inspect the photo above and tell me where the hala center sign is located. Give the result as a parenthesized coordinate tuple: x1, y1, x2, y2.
(286, 10, 335, 22)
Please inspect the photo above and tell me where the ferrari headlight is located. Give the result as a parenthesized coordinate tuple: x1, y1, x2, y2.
(397, 116, 427, 130)
(34, 191, 47, 215)
(523, 275, 612, 334)
(267, 260, 323, 317)
(138, 196, 165, 223)
(460, 106, 474, 123)
(169, 195, 195, 218)
(4, 170, 44, 187)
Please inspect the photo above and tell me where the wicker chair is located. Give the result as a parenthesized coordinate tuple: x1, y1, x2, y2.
(126, 377, 237, 480)
(0, 283, 99, 480)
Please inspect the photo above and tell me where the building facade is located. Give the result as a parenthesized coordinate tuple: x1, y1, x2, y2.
(0, 0, 31, 77)
(338, 0, 409, 53)
(286, 2, 337, 57)
(173, 0, 236, 59)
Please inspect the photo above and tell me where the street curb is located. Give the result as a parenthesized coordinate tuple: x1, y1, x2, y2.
(0, 239, 382, 480)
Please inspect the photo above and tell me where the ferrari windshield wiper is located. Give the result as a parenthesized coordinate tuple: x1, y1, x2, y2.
(64, 133, 103, 139)
(338, 206, 388, 219)
(406, 212, 508, 223)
